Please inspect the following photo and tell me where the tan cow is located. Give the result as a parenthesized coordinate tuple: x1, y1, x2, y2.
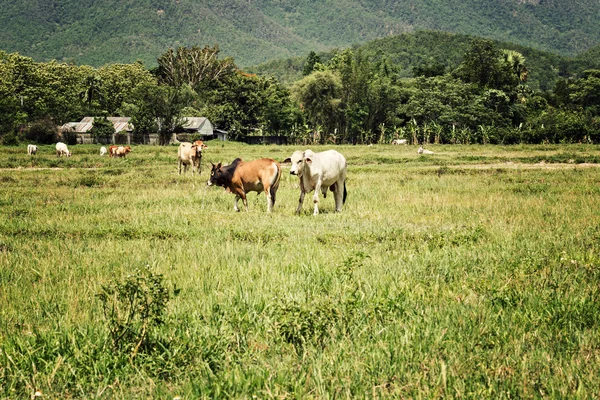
(178, 142, 203, 175)
(114, 146, 132, 158)
(207, 158, 281, 213)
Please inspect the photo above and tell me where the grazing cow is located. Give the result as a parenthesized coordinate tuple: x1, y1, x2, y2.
(27, 144, 37, 155)
(100, 146, 107, 156)
(207, 158, 281, 213)
(392, 139, 407, 145)
(178, 142, 202, 175)
(55, 142, 71, 157)
(114, 146, 132, 158)
(108, 145, 118, 158)
(284, 149, 347, 215)
(417, 146, 434, 155)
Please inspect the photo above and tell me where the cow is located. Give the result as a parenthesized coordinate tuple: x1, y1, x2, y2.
(55, 142, 71, 157)
(392, 139, 407, 145)
(100, 146, 107, 156)
(108, 145, 118, 157)
(193, 140, 208, 149)
(207, 158, 281, 213)
(178, 142, 202, 175)
(27, 144, 37, 155)
(284, 149, 347, 215)
(417, 146, 434, 154)
(114, 146, 132, 158)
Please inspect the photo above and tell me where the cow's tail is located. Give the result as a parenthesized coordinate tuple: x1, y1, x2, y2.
(270, 162, 282, 206)
(343, 180, 347, 204)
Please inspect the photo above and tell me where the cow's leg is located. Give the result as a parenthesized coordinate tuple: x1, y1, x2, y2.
(312, 179, 322, 215)
(295, 190, 306, 214)
(334, 180, 344, 212)
(178, 160, 182, 175)
(264, 186, 273, 213)
(234, 195, 240, 212)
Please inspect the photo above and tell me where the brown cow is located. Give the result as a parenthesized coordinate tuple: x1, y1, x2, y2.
(114, 146, 132, 158)
(193, 140, 208, 149)
(108, 145, 118, 158)
(207, 158, 281, 213)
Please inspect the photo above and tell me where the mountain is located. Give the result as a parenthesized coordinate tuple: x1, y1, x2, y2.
(0, 0, 599, 68)
(249, 31, 600, 91)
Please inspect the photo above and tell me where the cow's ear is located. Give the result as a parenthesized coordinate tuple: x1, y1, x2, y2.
(305, 157, 312, 164)
(217, 162, 222, 168)
(282, 157, 291, 163)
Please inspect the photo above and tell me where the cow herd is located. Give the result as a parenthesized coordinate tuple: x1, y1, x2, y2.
(206, 149, 348, 215)
(25, 141, 351, 215)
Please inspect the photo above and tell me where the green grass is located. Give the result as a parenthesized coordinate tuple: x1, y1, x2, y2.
(1, 142, 600, 398)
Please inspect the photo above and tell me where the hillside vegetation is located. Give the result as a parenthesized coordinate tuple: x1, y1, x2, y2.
(250, 31, 600, 90)
(0, 0, 599, 67)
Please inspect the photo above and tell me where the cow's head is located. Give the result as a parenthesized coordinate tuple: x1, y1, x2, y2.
(286, 150, 305, 176)
(207, 162, 221, 186)
(192, 144, 202, 157)
(193, 140, 208, 149)
(208, 159, 241, 187)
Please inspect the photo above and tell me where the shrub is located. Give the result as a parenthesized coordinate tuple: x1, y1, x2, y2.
(25, 119, 58, 144)
(96, 266, 170, 361)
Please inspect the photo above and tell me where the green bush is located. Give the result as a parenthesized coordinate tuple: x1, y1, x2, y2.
(97, 266, 170, 361)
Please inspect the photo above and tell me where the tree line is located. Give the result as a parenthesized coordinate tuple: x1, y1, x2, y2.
(0, 38, 599, 146)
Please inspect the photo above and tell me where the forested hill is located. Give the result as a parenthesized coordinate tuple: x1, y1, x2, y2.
(0, 0, 599, 68)
(249, 31, 600, 91)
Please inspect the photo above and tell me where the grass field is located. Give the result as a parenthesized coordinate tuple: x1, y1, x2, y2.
(1, 142, 600, 398)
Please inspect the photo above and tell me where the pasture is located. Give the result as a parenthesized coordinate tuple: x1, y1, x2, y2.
(1, 142, 600, 398)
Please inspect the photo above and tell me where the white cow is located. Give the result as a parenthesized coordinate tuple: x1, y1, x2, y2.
(392, 139, 407, 145)
(55, 142, 71, 157)
(417, 146, 434, 155)
(285, 149, 347, 215)
(178, 142, 203, 175)
(27, 144, 38, 155)
(100, 146, 107, 156)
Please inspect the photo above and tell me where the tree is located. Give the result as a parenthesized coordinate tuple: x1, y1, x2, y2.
(90, 117, 115, 142)
(302, 51, 321, 76)
(98, 62, 156, 115)
(453, 39, 517, 91)
(156, 45, 236, 90)
(291, 70, 342, 141)
(569, 70, 600, 115)
(126, 83, 196, 145)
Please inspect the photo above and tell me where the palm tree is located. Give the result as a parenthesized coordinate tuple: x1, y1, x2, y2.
(502, 50, 529, 83)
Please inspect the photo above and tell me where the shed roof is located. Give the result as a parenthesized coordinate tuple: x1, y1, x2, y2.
(181, 117, 214, 136)
(71, 117, 133, 133)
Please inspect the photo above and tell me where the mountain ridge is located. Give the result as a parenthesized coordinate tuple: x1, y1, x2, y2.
(0, 0, 598, 67)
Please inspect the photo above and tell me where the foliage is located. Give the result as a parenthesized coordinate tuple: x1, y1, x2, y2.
(97, 266, 170, 359)
(156, 45, 236, 89)
(89, 117, 115, 141)
(1, 0, 599, 68)
(24, 118, 57, 144)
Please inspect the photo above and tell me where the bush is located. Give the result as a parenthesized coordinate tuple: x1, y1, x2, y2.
(90, 117, 115, 143)
(25, 119, 58, 144)
(96, 266, 170, 361)
(0, 132, 20, 146)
